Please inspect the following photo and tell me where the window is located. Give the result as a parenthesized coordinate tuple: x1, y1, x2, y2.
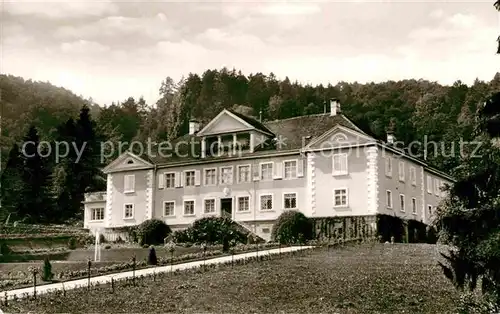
(91, 208, 104, 221)
(262, 228, 270, 234)
(434, 179, 440, 195)
(183, 200, 195, 216)
(204, 199, 216, 213)
(283, 193, 297, 209)
(184, 171, 195, 187)
(410, 167, 416, 185)
(237, 165, 251, 183)
(398, 161, 405, 182)
(332, 153, 348, 176)
(220, 167, 233, 184)
(164, 201, 175, 217)
(260, 163, 273, 181)
(428, 205, 433, 216)
(165, 173, 175, 188)
(124, 204, 134, 219)
(124, 175, 135, 193)
(412, 198, 417, 214)
(204, 168, 216, 186)
(260, 194, 273, 211)
(333, 189, 348, 207)
(283, 160, 297, 179)
(237, 196, 250, 212)
(427, 175, 432, 193)
(386, 190, 393, 209)
(385, 157, 392, 177)
(399, 194, 405, 212)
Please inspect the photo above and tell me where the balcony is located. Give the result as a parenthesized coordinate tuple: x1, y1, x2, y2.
(84, 191, 107, 203)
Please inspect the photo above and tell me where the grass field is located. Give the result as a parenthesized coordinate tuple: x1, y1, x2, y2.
(6, 243, 460, 313)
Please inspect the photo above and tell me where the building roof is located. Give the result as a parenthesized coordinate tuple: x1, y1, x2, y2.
(140, 112, 370, 165)
(131, 109, 453, 181)
(226, 109, 275, 135)
(264, 113, 368, 150)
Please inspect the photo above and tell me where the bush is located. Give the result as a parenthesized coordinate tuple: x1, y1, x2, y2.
(172, 229, 192, 244)
(0, 242, 12, 255)
(42, 256, 53, 281)
(188, 217, 247, 248)
(99, 233, 106, 243)
(137, 219, 171, 245)
(271, 211, 313, 244)
(426, 226, 438, 244)
(67, 237, 77, 250)
(148, 247, 158, 265)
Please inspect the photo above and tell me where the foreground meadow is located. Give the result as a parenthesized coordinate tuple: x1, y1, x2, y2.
(6, 243, 459, 313)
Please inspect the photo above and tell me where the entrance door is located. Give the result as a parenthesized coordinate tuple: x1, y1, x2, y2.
(220, 198, 233, 219)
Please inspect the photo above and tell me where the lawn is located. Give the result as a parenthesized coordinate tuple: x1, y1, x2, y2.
(6, 243, 460, 313)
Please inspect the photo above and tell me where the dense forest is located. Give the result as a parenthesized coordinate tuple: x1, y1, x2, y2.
(1, 69, 499, 223)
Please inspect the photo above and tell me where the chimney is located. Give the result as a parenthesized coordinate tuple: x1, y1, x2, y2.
(387, 133, 395, 144)
(386, 119, 396, 144)
(189, 119, 200, 135)
(330, 98, 341, 116)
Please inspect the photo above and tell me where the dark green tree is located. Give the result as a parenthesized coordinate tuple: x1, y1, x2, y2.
(436, 91, 500, 309)
(75, 105, 105, 192)
(0, 143, 24, 220)
(52, 118, 79, 221)
(18, 126, 54, 222)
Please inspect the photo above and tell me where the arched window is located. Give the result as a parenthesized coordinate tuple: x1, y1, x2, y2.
(331, 133, 348, 142)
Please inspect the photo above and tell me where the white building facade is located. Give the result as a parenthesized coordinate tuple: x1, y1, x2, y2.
(83, 100, 453, 241)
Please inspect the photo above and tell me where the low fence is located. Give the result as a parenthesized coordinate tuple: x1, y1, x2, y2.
(311, 216, 377, 241)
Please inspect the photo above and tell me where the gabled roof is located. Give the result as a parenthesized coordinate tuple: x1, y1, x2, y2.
(103, 151, 154, 174)
(196, 109, 274, 137)
(226, 109, 275, 135)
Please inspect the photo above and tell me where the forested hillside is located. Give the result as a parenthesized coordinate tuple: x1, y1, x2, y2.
(1, 69, 499, 224)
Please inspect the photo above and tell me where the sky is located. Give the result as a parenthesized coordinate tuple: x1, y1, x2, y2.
(1, 0, 499, 106)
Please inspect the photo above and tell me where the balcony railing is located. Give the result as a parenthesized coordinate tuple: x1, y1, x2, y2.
(84, 191, 107, 202)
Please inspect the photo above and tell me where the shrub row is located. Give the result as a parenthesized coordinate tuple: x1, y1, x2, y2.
(0, 224, 85, 235)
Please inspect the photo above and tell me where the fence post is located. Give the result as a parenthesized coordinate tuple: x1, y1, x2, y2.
(33, 271, 37, 300)
(256, 240, 259, 261)
(4, 291, 7, 307)
(87, 259, 92, 291)
(29, 267, 38, 300)
(132, 255, 136, 287)
(111, 277, 115, 294)
(202, 243, 207, 271)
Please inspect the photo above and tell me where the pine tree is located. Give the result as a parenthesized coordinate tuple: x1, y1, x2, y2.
(75, 105, 105, 192)
(148, 246, 158, 265)
(0, 144, 24, 220)
(19, 126, 53, 223)
(52, 118, 79, 221)
(42, 256, 53, 281)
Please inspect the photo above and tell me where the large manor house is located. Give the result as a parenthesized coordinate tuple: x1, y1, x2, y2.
(83, 100, 452, 241)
